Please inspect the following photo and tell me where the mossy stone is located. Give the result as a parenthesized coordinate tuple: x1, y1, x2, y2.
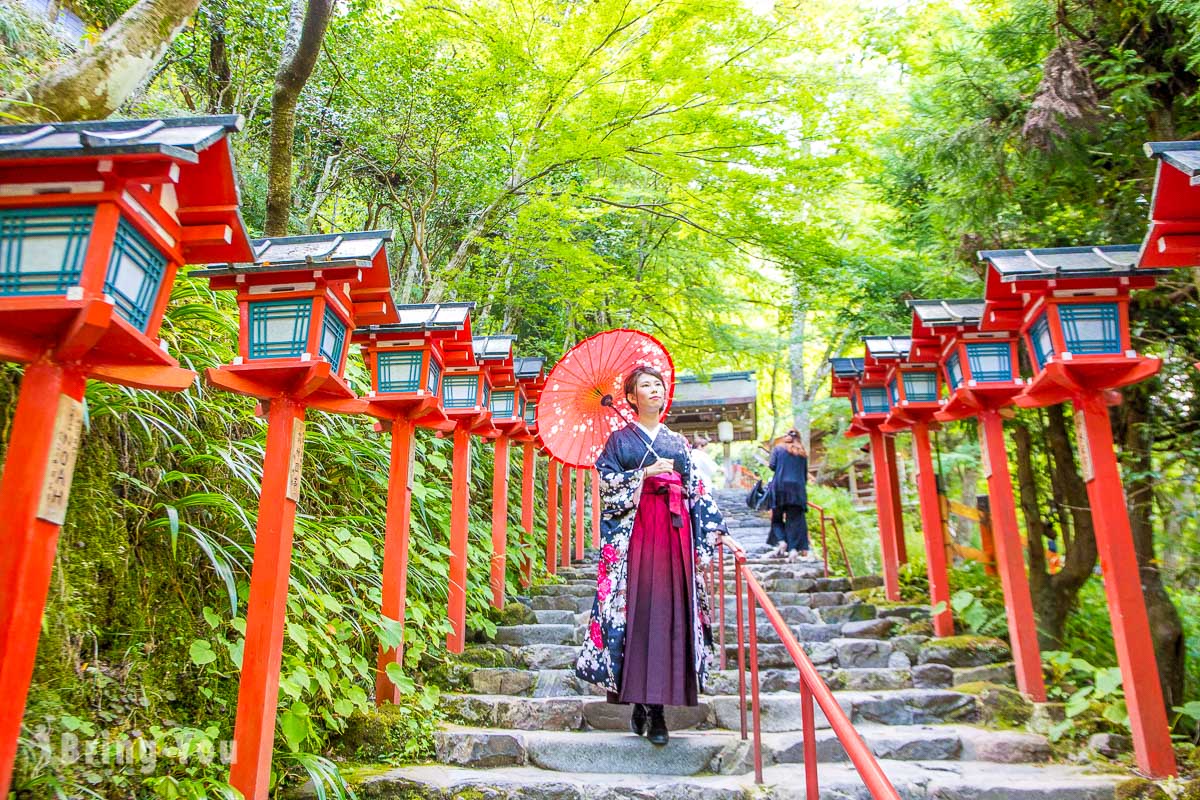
(333, 705, 413, 760)
(1115, 778, 1169, 800)
(898, 619, 934, 637)
(917, 635, 1010, 667)
(422, 644, 516, 691)
(1177, 779, 1200, 800)
(846, 587, 885, 604)
(493, 601, 537, 626)
(953, 681, 1032, 727)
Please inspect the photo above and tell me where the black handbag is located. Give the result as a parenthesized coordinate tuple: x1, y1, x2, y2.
(745, 479, 774, 511)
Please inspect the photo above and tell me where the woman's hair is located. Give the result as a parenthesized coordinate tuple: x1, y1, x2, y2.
(782, 430, 807, 457)
(623, 365, 666, 413)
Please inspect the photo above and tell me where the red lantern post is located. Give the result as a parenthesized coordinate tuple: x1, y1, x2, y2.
(870, 335, 954, 638)
(0, 116, 253, 798)
(437, 335, 510, 653)
(560, 463, 572, 568)
(980, 244, 1175, 777)
(477, 337, 524, 609)
(546, 457, 559, 574)
(193, 229, 394, 800)
(830, 356, 903, 601)
(353, 301, 474, 704)
(575, 468, 586, 561)
(515, 358, 546, 588)
(910, 299, 1046, 701)
(884, 436, 907, 563)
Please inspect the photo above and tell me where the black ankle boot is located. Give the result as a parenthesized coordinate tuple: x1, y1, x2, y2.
(647, 705, 668, 745)
(630, 703, 647, 736)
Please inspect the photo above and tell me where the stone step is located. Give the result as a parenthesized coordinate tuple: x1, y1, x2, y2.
(468, 668, 606, 697)
(533, 583, 596, 597)
(532, 609, 577, 625)
(704, 666, 924, 694)
(529, 594, 593, 613)
(528, 594, 586, 612)
(509, 644, 579, 670)
(494, 624, 580, 646)
(816, 603, 877, 624)
(445, 694, 712, 732)
(341, 759, 1119, 799)
(433, 723, 1052, 776)
(443, 688, 980, 733)
(436, 728, 751, 775)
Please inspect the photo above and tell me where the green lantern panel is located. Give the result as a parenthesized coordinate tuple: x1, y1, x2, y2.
(524, 400, 538, 425)
(442, 374, 479, 409)
(248, 299, 312, 359)
(1059, 303, 1121, 355)
(491, 388, 516, 418)
(426, 357, 441, 395)
(377, 350, 423, 393)
(104, 217, 167, 332)
(861, 387, 889, 414)
(319, 310, 347, 368)
(965, 342, 1012, 383)
(945, 351, 963, 390)
(1029, 313, 1054, 370)
(902, 371, 938, 402)
(0, 206, 93, 297)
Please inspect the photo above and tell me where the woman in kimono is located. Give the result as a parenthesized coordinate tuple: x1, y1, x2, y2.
(574, 366, 731, 745)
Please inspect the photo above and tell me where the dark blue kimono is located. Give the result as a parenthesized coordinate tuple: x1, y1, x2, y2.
(574, 423, 728, 694)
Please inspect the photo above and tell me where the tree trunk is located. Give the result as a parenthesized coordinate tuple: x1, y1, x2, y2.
(1012, 412, 1097, 650)
(264, 0, 334, 237)
(207, 0, 233, 114)
(788, 281, 810, 451)
(13, 0, 203, 122)
(1119, 384, 1185, 711)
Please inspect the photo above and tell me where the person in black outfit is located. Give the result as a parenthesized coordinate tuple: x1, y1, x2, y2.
(769, 430, 811, 562)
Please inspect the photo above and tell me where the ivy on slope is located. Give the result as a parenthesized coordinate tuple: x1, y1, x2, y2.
(2, 278, 548, 799)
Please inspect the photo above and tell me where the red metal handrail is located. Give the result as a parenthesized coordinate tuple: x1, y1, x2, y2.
(712, 537, 899, 798)
(807, 501, 854, 579)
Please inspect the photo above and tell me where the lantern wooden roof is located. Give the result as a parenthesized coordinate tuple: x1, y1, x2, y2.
(1138, 142, 1200, 269)
(829, 357, 863, 399)
(863, 336, 911, 362)
(195, 230, 397, 324)
(831, 357, 865, 378)
(978, 245, 1161, 331)
(0, 115, 253, 264)
(665, 371, 758, 442)
(514, 357, 546, 381)
(909, 299, 984, 330)
(473, 335, 517, 386)
(353, 302, 475, 366)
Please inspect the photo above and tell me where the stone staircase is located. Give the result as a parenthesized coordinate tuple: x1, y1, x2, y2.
(342, 488, 1127, 799)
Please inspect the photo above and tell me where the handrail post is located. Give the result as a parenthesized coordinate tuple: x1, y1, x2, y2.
(832, 518, 854, 579)
(748, 588, 763, 784)
(735, 558, 747, 740)
(718, 546, 726, 671)
(819, 509, 829, 577)
(801, 680, 818, 798)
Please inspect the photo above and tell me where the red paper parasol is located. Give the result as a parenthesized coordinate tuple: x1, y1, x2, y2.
(537, 329, 675, 468)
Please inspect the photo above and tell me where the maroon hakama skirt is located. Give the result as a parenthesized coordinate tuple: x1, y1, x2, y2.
(615, 473, 698, 707)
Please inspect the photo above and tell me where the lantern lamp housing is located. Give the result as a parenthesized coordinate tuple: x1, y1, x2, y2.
(193, 230, 397, 408)
(979, 245, 1165, 407)
(1138, 142, 1200, 270)
(0, 116, 253, 386)
(352, 302, 475, 430)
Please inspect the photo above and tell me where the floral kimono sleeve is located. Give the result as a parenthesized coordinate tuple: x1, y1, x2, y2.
(594, 432, 645, 529)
